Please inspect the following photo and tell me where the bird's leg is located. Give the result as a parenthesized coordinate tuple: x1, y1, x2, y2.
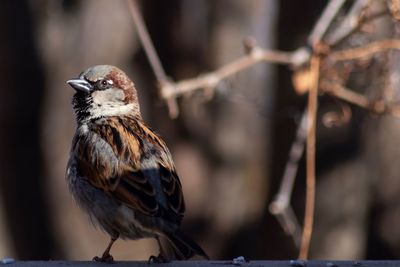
(148, 237, 169, 263)
(93, 236, 118, 263)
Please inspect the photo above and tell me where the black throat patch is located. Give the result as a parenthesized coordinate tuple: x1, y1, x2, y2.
(72, 91, 93, 123)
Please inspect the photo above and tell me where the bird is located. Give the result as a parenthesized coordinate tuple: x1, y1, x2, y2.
(66, 65, 208, 263)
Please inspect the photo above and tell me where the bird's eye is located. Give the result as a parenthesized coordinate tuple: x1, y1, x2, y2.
(97, 79, 112, 90)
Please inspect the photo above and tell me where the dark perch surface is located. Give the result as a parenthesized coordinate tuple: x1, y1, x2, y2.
(4, 261, 400, 267)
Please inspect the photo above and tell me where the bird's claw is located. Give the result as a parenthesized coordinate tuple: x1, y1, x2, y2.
(148, 254, 169, 263)
(93, 254, 114, 263)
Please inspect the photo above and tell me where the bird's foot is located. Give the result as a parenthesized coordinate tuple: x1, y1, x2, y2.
(148, 254, 169, 263)
(93, 253, 114, 263)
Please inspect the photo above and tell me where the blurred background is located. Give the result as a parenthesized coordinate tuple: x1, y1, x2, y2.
(1, 0, 400, 261)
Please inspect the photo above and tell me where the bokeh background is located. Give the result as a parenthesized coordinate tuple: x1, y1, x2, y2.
(1, 0, 400, 261)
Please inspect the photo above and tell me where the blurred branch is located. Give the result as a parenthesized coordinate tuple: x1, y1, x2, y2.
(328, 7, 389, 46)
(321, 81, 400, 117)
(321, 81, 371, 108)
(127, 0, 181, 117)
(127, 0, 168, 83)
(326, 0, 372, 45)
(308, 0, 347, 46)
(330, 39, 400, 61)
(163, 40, 293, 117)
(299, 55, 320, 260)
(269, 110, 308, 248)
(160, 39, 293, 99)
(158, 37, 294, 117)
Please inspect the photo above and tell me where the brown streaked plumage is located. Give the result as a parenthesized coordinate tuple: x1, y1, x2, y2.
(66, 65, 208, 262)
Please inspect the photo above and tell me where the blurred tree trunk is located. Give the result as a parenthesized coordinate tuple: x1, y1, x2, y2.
(0, 1, 62, 259)
(207, 0, 277, 259)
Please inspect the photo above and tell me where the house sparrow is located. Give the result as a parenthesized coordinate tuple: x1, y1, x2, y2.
(66, 65, 208, 263)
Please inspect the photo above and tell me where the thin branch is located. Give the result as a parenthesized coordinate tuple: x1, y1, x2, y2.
(328, 8, 389, 47)
(273, 206, 302, 248)
(160, 38, 400, 108)
(299, 55, 320, 260)
(320, 80, 371, 108)
(127, 0, 168, 83)
(127, 1, 296, 119)
(160, 45, 293, 100)
(269, 110, 308, 248)
(326, 0, 372, 45)
(329, 39, 400, 61)
(308, 0, 347, 46)
(320, 80, 400, 117)
(127, 0, 180, 118)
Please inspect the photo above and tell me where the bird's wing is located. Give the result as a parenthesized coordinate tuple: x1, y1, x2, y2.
(74, 117, 185, 223)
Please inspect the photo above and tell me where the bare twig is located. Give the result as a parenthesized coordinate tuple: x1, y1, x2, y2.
(158, 38, 400, 118)
(320, 80, 400, 117)
(269, 0, 350, 251)
(161, 46, 293, 100)
(328, 8, 389, 47)
(127, 0, 168, 83)
(329, 39, 400, 61)
(269, 110, 308, 248)
(127, 0, 181, 118)
(127, 1, 295, 118)
(326, 0, 372, 45)
(299, 55, 320, 260)
(308, 0, 347, 46)
(320, 81, 371, 109)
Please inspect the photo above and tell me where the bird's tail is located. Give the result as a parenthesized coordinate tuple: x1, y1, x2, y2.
(164, 230, 209, 260)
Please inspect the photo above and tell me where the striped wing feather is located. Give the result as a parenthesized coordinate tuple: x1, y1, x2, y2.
(75, 117, 185, 224)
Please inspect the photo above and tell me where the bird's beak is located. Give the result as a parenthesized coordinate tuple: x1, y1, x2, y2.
(66, 78, 93, 93)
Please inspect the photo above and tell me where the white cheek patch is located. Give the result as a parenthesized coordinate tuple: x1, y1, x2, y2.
(89, 88, 134, 117)
(92, 88, 125, 103)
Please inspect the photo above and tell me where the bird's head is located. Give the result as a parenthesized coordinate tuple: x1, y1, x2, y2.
(67, 65, 141, 123)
